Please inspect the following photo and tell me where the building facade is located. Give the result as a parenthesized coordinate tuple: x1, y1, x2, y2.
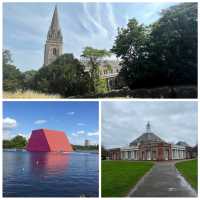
(107, 122, 192, 161)
(44, 6, 63, 66)
(84, 139, 91, 146)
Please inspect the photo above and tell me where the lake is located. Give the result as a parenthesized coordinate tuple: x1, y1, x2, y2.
(3, 150, 99, 197)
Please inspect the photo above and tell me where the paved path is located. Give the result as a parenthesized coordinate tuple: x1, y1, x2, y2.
(129, 161, 197, 197)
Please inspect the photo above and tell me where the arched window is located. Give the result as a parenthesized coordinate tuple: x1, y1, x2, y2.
(53, 48, 57, 55)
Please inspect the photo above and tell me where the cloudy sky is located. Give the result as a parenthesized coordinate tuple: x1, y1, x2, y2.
(102, 101, 198, 148)
(3, 101, 99, 145)
(3, 2, 177, 71)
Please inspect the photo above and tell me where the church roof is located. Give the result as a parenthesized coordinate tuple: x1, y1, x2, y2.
(129, 132, 165, 146)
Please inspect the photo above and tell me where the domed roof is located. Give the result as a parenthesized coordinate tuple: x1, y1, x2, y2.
(129, 122, 165, 146)
(129, 132, 165, 146)
(176, 141, 189, 147)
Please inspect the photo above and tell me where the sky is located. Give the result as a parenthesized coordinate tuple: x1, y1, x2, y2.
(102, 101, 198, 148)
(3, 2, 177, 71)
(3, 101, 99, 145)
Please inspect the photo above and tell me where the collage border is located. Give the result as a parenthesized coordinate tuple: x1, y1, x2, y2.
(1, 0, 199, 199)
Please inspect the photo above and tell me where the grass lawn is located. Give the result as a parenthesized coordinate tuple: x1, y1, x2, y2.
(3, 90, 61, 99)
(101, 160, 154, 197)
(176, 159, 197, 190)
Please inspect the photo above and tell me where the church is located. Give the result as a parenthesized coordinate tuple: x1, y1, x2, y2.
(107, 122, 193, 161)
(44, 6, 63, 66)
(43, 6, 121, 90)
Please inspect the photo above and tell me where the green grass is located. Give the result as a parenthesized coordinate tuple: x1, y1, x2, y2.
(176, 159, 197, 190)
(101, 160, 154, 197)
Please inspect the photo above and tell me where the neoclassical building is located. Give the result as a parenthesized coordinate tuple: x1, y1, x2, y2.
(107, 122, 193, 161)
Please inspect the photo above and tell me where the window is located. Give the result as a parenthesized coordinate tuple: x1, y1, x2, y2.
(53, 48, 57, 55)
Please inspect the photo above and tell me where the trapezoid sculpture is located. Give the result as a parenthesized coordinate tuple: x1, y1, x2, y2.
(26, 129, 73, 152)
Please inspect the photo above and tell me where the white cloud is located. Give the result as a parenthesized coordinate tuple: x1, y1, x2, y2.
(3, 117, 18, 139)
(88, 131, 99, 136)
(77, 123, 85, 126)
(77, 130, 85, 134)
(67, 112, 75, 115)
(3, 117, 17, 129)
(34, 119, 47, 124)
(71, 130, 85, 137)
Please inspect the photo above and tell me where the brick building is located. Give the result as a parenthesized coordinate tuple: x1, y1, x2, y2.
(107, 122, 193, 161)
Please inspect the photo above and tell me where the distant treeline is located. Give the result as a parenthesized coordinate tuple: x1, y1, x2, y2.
(72, 144, 99, 151)
(3, 3, 197, 97)
(3, 135, 27, 149)
(3, 135, 98, 151)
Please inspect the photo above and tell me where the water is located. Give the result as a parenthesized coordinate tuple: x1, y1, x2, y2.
(3, 150, 99, 197)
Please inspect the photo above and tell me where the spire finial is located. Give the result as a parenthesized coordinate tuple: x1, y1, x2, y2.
(146, 121, 151, 133)
(50, 5, 60, 31)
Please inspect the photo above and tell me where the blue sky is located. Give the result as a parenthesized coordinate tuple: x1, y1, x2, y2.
(3, 2, 177, 71)
(3, 101, 99, 145)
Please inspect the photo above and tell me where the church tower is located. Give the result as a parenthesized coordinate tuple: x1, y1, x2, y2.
(44, 6, 63, 66)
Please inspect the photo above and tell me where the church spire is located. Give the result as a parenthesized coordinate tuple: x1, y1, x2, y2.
(47, 5, 63, 42)
(50, 5, 60, 32)
(146, 121, 151, 133)
(44, 5, 63, 66)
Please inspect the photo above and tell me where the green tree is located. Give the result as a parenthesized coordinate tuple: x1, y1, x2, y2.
(3, 64, 24, 91)
(10, 135, 27, 148)
(149, 3, 197, 86)
(101, 145, 107, 160)
(81, 47, 111, 93)
(22, 70, 37, 90)
(3, 49, 12, 65)
(3, 140, 12, 149)
(112, 3, 197, 89)
(3, 135, 27, 149)
(35, 54, 90, 97)
(3, 50, 24, 91)
(111, 19, 149, 89)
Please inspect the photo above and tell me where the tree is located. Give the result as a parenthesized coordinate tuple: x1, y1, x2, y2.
(81, 47, 111, 93)
(22, 70, 37, 90)
(35, 54, 90, 97)
(3, 135, 27, 149)
(10, 135, 27, 148)
(3, 64, 24, 91)
(3, 49, 12, 65)
(112, 3, 197, 89)
(111, 19, 149, 89)
(149, 3, 197, 86)
(3, 140, 13, 149)
(3, 50, 24, 91)
(101, 146, 107, 160)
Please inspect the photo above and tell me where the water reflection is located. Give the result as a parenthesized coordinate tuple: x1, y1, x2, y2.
(3, 151, 98, 197)
(29, 152, 70, 174)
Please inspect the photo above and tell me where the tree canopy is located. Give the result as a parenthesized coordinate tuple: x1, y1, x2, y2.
(81, 47, 111, 93)
(3, 50, 24, 92)
(3, 135, 27, 149)
(112, 3, 197, 89)
(34, 53, 90, 97)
